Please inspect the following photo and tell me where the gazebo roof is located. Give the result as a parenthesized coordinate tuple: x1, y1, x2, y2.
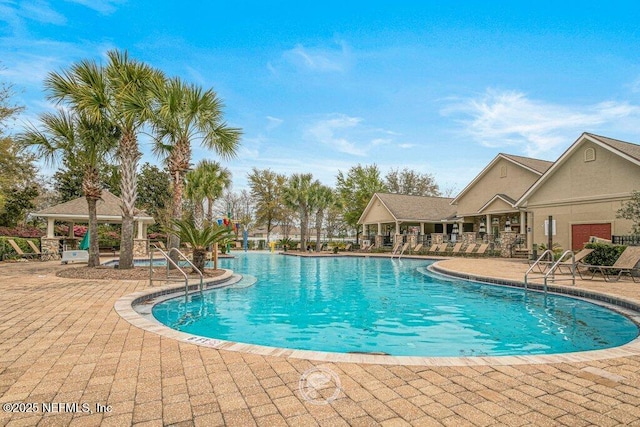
(33, 190, 155, 224)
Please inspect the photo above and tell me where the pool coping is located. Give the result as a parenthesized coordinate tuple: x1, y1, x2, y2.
(114, 259, 640, 366)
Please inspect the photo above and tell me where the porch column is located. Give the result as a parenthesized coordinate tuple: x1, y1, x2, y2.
(420, 222, 425, 235)
(395, 221, 400, 235)
(136, 221, 144, 239)
(47, 218, 55, 238)
(527, 211, 534, 251)
(485, 214, 491, 236)
(362, 224, 366, 240)
(377, 223, 382, 235)
(520, 211, 526, 234)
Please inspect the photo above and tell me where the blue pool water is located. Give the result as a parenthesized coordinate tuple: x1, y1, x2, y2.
(151, 253, 639, 357)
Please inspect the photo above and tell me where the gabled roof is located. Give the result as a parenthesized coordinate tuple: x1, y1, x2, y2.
(515, 132, 640, 207)
(358, 193, 456, 224)
(477, 193, 517, 214)
(450, 153, 553, 205)
(34, 190, 154, 223)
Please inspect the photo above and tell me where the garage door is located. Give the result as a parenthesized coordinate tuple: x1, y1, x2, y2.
(571, 223, 611, 250)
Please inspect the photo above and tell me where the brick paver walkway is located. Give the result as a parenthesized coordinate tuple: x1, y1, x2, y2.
(1, 258, 639, 426)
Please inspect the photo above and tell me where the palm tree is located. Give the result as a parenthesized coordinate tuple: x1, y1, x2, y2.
(170, 219, 233, 272)
(283, 173, 317, 252)
(184, 167, 207, 229)
(19, 110, 117, 267)
(309, 183, 334, 251)
(149, 77, 241, 257)
(45, 49, 162, 269)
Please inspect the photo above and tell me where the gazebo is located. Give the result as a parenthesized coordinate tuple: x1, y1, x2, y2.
(32, 190, 155, 256)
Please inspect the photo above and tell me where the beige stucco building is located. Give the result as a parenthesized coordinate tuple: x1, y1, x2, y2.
(516, 133, 640, 251)
(358, 132, 640, 256)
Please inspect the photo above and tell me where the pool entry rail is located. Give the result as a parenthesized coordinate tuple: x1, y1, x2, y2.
(149, 244, 204, 300)
(525, 249, 576, 293)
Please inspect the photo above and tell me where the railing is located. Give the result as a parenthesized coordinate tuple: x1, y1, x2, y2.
(525, 250, 576, 293)
(149, 244, 204, 300)
(612, 235, 640, 246)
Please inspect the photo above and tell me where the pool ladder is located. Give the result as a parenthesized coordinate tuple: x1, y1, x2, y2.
(149, 244, 204, 300)
(524, 249, 576, 293)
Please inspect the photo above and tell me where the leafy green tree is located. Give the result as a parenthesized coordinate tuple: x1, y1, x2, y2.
(0, 184, 38, 227)
(20, 110, 118, 266)
(248, 168, 287, 243)
(0, 72, 34, 215)
(309, 183, 334, 251)
(336, 164, 387, 242)
(137, 162, 171, 231)
(149, 76, 241, 258)
(283, 173, 317, 252)
(385, 167, 440, 196)
(169, 219, 233, 272)
(46, 49, 162, 269)
(617, 190, 640, 234)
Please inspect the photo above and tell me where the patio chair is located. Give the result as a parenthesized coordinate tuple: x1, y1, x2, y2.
(577, 246, 640, 282)
(449, 242, 463, 254)
(4, 239, 38, 260)
(344, 243, 352, 252)
(155, 241, 167, 250)
(427, 243, 439, 254)
(555, 248, 594, 274)
(412, 243, 423, 254)
(464, 243, 478, 255)
(475, 243, 489, 256)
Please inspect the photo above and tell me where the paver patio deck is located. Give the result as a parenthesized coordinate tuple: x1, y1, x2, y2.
(1, 256, 639, 426)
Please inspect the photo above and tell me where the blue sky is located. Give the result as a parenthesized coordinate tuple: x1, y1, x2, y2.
(2, 1, 640, 194)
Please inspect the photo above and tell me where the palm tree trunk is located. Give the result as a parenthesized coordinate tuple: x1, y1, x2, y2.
(300, 208, 307, 252)
(193, 248, 206, 273)
(315, 210, 323, 252)
(86, 197, 101, 267)
(194, 200, 204, 230)
(118, 133, 141, 269)
(168, 170, 183, 264)
(207, 199, 213, 225)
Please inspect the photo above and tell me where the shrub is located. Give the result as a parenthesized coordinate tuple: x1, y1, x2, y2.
(0, 226, 44, 238)
(584, 242, 626, 266)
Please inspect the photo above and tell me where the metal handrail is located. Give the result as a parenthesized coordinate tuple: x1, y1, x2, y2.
(524, 249, 553, 289)
(542, 250, 576, 292)
(525, 249, 576, 293)
(149, 244, 204, 300)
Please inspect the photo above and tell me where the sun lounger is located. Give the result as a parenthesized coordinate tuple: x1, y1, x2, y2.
(555, 248, 594, 274)
(577, 246, 640, 282)
(5, 239, 39, 260)
(427, 244, 439, 254)
(412, 243, 423, 254)
(450, 242, 463, 254)
(465, 243, 478, 254)
(475, 243, 489, 255)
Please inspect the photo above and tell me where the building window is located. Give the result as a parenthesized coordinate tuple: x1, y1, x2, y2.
(500, 165, 507, 178)
(585, 147, 596, 162)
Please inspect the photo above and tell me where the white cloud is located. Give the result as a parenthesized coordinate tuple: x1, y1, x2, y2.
(398, 143, 415, 149)
(442, 89, 640, 156)
(277, 40, 351, 73)
(265, 115, 283, 130)
(304, 113, 403, 157)
(66, 0, 124, 15)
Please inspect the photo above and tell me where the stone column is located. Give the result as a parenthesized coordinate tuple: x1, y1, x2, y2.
(133, 239, 148, 257)
(41, 237, 60, 254)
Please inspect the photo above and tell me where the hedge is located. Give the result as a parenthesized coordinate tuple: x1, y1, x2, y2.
(584, 242, 626, 266)
(0, 236, 41, 260)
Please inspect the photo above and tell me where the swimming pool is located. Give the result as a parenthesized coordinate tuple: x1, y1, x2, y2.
(151, 253, 639, 357)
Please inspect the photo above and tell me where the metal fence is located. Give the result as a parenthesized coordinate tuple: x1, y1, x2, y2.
(612, 235, 640, 246)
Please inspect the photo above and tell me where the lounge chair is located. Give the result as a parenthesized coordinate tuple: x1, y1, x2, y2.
(155, 241, 167, 250)
(4, 239, 38, 260)
(475, 243, 489, 256)
(464, 243, 478, 255)
(555, 248, 594, 274)
(412, 243, 423, 254)
(427, 243, 439, 254)
(344, 243, 352, 252)
(577, 246, 640, 282)
(432, 244, 447, 255)
(450, 242, 463, 254)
